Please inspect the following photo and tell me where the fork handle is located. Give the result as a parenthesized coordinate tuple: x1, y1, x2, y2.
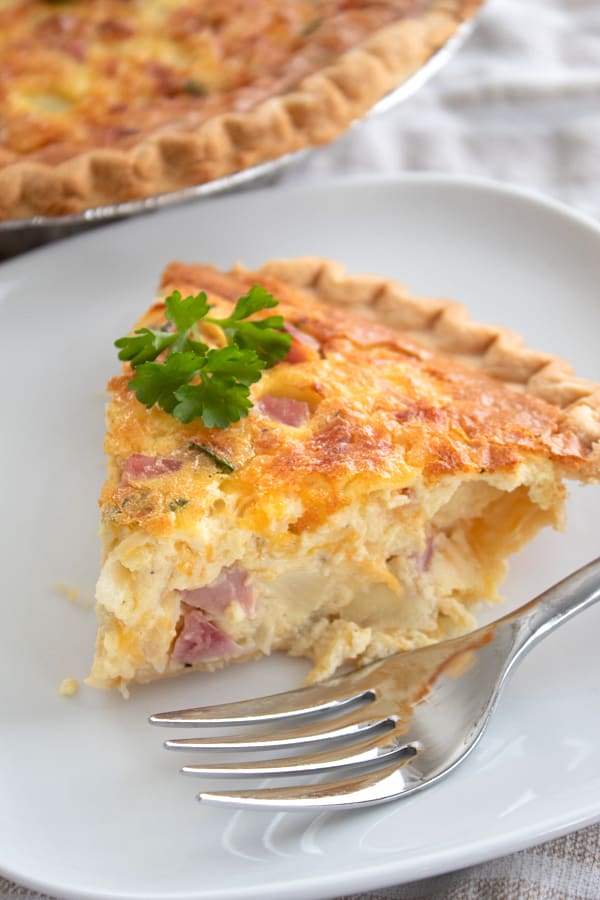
(514, 556, 600, 653)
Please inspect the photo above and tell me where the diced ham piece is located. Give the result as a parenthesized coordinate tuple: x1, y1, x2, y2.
(121, 453, 182, 483)
(285, 324, 321, 364)
(415, 536, 434, 573)
(285, 341, 311, 364)
(172, 609, 242, 664)
(257, 395, 311, 427)
(181, 565, 255, 616)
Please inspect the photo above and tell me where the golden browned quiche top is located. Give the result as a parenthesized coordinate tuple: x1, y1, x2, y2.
(0, 0, 482, 219)
(101, 258, 600, 540)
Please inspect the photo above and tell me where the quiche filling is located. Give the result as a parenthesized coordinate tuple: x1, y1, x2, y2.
(88, 259, 600, 693)
(95, 471, 562, 688)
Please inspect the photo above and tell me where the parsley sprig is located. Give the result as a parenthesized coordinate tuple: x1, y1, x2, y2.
(115, 286, 291, 429)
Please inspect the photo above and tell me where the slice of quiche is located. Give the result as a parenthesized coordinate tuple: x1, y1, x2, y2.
(88, 258, 600, 693)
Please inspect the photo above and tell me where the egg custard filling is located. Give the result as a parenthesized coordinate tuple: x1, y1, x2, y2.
(88, 258, 600, 693)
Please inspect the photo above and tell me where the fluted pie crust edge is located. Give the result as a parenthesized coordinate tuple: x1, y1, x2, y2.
(245, 256, 600, 476)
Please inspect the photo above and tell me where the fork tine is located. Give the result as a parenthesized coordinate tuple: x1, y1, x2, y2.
(197, 755, 421, 810)
(181, 731, 417, 777)
(149, 679, 374, 727)
(164, 703, 393, 751)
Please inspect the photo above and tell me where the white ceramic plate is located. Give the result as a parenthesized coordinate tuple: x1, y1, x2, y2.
(1, 175, 600, 900)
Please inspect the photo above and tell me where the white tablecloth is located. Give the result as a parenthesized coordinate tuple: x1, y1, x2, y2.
(3, 1, 599, 898)
(279, 0, 600, 223)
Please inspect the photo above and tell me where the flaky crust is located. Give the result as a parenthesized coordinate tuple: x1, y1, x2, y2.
(240, 256, 600, 476)
(0, 0, 481, 221)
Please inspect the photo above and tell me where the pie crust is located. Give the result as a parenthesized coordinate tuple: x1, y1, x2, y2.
(0, 1, 482, 221)
(248, 257, 600, 475)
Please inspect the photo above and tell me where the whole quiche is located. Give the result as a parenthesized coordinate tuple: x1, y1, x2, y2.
(0, 0, 482, 220)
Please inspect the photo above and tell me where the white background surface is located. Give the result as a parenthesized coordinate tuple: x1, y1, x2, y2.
(278, 0, 600, 223)
(2, 0, 600, 897)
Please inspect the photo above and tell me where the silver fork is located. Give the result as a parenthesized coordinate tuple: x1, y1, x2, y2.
(150, 557, 600, 811)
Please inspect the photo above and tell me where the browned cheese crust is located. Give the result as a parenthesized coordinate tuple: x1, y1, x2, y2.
(101, 258, 600, 542)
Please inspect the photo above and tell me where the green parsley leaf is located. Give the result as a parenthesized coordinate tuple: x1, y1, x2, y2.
(189, 442, 235, 473)
(202, 346, 265, 386)
(129, 352, 202, 413)
(174, 377, 253, 429)
(115, 328, 176, 366)
(206, 286, 291, 366)
(223, 317, 290, 364)
(115, 285, 292, 429)
(165, 290, 211, 335)
(182, 79, 208, 97)
(168, 497, 190, 511)
(224, 285, 279, 321)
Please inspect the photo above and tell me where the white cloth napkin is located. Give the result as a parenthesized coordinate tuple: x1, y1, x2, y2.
(3, 1, 599, 898)
(279, 0, 600, 224)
